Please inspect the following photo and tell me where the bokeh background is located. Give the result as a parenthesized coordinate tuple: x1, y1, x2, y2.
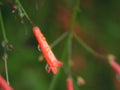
(0, 0, 120, 90)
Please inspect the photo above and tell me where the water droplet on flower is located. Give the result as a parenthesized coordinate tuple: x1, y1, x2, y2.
(37, 45, 41, 51)
(45, 64, 51, 73)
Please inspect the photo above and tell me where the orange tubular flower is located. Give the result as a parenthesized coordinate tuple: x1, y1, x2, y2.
(33, 26, 63, 74)
(66, 77, 74, 90)
(0, 75, 13, 90)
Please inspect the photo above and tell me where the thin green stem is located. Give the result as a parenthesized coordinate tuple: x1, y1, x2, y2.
(67, 36, 73, 75)
(51, 32, 68, 48)
(49, 0, 80, 90)
(0, 9, 10, 84)
(73, 33, 107, 59)
(15, 0, 30, 20)
(3, 53, 9, 85)
(67, 0, 80, 77)
(73, 33, 98, 57)
(0, 10, 8, 43)
(69, 9, 77, 33)
(68, 0, 80, 33)
(15, 0, 33, 25)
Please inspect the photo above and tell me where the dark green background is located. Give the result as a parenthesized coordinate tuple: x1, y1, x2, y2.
(0, 0, 120, 90)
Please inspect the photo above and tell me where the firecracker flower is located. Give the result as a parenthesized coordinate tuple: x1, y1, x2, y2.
(33, 26, 63, 74)
(0, 75, 13, 90)
(108, 54, 120, 75)
(66, 77, 74, 90)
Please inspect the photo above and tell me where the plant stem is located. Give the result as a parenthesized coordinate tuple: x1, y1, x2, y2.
(66, 0, 80, 75)
(51, 32, 68, 48)
(49, 0, 80, 89)
(3, 52, 9, 85)
(0, 10, 8, 43)
(73, 33, 99, 57)
(67, 37, 72, 75)
(69, 6, 79, 33)
(15, 0, 29, 20)
(0, 9, 10, 84)
(15, 0, 33, 25)
(73, 33, 107, 59)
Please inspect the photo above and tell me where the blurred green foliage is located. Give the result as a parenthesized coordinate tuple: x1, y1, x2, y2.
(0, 0, 120, 90)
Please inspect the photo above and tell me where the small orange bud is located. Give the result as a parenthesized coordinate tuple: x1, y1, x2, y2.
(108, 54, 120, 75)
(66, 77, 74, 90)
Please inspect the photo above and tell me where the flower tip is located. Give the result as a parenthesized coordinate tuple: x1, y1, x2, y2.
(47, 61, 63, 74)
(107, 54, 116, 61)
(51, 61, 63, 74)
(57, 61, 63, 67)
(33, 26, 39, 30)
(51, 67, 58, 74)
(45, 64, 58, 74)
(33, 26, 40, 36)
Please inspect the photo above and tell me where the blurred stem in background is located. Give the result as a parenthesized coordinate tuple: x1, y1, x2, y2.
(15, 0, 30, 21)
(50, 32, 68, 48)
(73, 33, 107, 59)
(49, 0, 80, 90)
(0, 9, 9, 84)
(0, 9, 8, 43)
(15, 0, 33, 25)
